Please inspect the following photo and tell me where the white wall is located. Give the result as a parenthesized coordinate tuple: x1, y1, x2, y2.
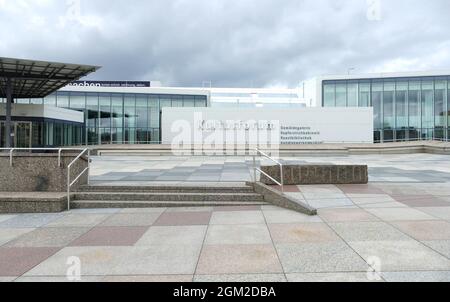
(162, 107, 374, 145)
(0, 104, 84, 123)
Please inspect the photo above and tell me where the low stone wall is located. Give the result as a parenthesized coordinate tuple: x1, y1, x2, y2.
(260, 164, 368, 185)
(0, 153, 88, 192)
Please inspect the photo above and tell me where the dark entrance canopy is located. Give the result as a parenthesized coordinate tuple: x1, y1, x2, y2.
(0, 57, 100, 147)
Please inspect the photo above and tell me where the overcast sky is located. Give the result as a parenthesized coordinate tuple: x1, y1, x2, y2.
(1, 0, 449, 87)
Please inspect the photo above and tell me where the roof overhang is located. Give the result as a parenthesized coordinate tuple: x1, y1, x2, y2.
(0, 57, 100, 99)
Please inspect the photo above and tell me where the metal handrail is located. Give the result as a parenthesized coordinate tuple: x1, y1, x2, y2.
(253, 148, 284, 194)
(0, 148, 88, 167)
(67, 148, 91, 210)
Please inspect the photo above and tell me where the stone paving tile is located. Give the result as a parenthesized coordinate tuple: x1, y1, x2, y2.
(4, 227, 90, 248)
(165, 207, 214, 213)
(366, 208, 438, 221)
(275, 241, 369, 273)
(120, 208, 167, 214)
(0, 277, 16, 282)
(0, 214, 63, 228)
(299, 185, 343, 194)
(213, 206, 261, 212)
(269, 223, 340, 244)
(45, 214, 110, 227)
(0, 247, 60, 277)
(392, 221, 450, 241)
(416, 207, 450, 220)
(337, 185, 386, 194)
(194, 274, 287, 282)
(24, 247, 130, 277)
(196, 244, 283, 275)
(392, 195, 450, 208)
(205, 224, 272, 245)
(348, 195, 396, 205)
(102, 275, 193, 282)
(302, 193, 348, 200)
(286, 272, 382, 282)
(136, 226, 207, 246)
(329, 222, 411, 242)
(67, 209, 121, 214)
(0, 228, 34, 246)
(15, 276, 103, 282)
(210, 211, 266, 225)
(263, 210, 323, 224)
(422, 240, 450, 258)
(348, 240, 450, 271)
(70, 227, 148, 246)
(305, 198, 355, 209)
(359, 202, 408, 209)
(111, 245, 202, 275)
(100, 213, 161, 227)
(0, 215, 16, 224)
(381, 271, 450, 282)
(154, 211, 212, 226)
(271, 185, 301, 193)
(318, 208, 379, 222)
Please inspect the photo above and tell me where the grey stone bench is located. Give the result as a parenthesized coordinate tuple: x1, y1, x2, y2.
(259, 165, 368, 185)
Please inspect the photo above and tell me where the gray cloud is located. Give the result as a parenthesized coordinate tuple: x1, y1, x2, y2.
(0, 0, 449, 87)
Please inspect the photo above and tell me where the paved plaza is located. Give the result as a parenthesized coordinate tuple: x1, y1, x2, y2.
(1, 186, 450, 281)
(1, 153, 450, 282)
(90, 153, 450, 184)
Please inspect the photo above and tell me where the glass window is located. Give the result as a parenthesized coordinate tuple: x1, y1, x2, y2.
(172, 96, 183, 107)
(136, 96, 148, 128)
(335, 83, 347, 107)
(99, 94, 111, 128)
(183, 96, 195, 107)
(421, 79, 434, 136)
(383, 81, 395, 129)
(111, 95, 123, 129)
(124, 94, 136, 128)
(69, 93, 86, 110)
(323, 83, 335, 107)
(396, 81, 408, 129)
(44, 94, 56, 106)
(160, 96, 171, 108)
(30, 98, 43, 105)
(372, 82, 383, 129)
(195, 96, 207, 107)
(358, 82, 370, 107)
(435, 79, 447, 129)
(408, 81, 421, 129)
(347, 82, 358, 107)
(86, 93, 99, 129)
(56, 92, 69, 108)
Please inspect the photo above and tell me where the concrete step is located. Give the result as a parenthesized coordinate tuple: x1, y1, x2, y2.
(0, 192, 67, 213)
(72, 192, 265, 202)
(71, 200, 267, 209)
(78, 185, 255, 194)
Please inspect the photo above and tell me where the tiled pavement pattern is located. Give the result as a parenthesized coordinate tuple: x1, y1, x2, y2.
(90, 154, 450, 183)
(1, 182, 450, 282)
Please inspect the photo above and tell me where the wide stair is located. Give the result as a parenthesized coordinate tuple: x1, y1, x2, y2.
(71, 184, 267, 208)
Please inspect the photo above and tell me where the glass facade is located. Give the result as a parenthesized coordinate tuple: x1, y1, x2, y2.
(322, 76, 450, 143)
(0, 120, 84, 148)
(1, 91, 208, 145)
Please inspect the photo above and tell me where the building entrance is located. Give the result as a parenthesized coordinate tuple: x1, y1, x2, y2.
(0, 121, 32, 148)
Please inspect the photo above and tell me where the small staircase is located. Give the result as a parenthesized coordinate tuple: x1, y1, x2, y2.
(70, 184, 267, 209)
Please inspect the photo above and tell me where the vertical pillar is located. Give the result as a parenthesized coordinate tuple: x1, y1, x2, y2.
(5, 78, 12, 148)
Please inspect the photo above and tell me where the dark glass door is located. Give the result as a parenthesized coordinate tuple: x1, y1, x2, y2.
(14, 122, 32, 148)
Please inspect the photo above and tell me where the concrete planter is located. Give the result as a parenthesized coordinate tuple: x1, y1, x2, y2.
(260, 164, 368, 185)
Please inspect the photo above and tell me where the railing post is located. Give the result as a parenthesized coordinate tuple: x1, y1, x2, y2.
(87, 149, 91, 186)
(58, 149, 62, 167)
(280, 164, 284, 194)
(9, 149, 14, 167)
(67, 166, 71, 210)
(253, 154, 257, 183)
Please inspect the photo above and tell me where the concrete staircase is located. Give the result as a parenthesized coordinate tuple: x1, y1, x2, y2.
(70, 184, 268, 209)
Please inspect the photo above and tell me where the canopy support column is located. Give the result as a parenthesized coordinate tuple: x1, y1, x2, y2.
(5, 78, 13, 148)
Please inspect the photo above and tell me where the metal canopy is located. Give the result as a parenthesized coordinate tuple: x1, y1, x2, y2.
(0, 57, 100, 99)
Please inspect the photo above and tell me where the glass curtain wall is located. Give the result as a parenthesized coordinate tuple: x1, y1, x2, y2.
(323, 76, 449, 143)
